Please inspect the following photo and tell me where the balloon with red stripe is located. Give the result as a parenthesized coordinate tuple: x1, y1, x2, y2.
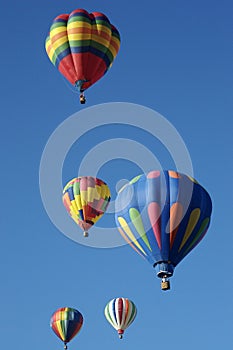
(104, 298, 137, 339)
(45, 8, 121, 104)
(50, 307, 83, 349)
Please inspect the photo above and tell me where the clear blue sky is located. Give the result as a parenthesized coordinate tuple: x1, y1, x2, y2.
(1, 0, 233, 349)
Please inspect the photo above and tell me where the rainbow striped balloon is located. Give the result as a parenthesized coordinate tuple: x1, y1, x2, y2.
(104, 298, 137, 339)
(45, 9, 120, 98)
(115, 170, 212, 290)
(50, 307, 83, 348)
(63, 176, 111, 237)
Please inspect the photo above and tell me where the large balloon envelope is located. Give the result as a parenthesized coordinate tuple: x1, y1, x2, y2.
(63, 176, 111, 237)
(104, 298, 137, 339)
(115, 170, 212, 290)
(45, 8, 121, 104)
(50, 307, 83, 349)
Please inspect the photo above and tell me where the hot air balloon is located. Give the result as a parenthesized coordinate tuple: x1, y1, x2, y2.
(63, 176, 111, 237)
(45, 8, 121, 104)
(115, 170, 212, 291)
(50, 307, 83, 350)
(104, 298, 137, 339)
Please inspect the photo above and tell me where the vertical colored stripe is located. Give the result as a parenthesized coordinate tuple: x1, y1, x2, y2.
(169, 202, 183, 248)
(148, 202, 161, 249)
(183, 218, 210, 256)
(179, 208, 201, 251)
(129, 208, 152, 251)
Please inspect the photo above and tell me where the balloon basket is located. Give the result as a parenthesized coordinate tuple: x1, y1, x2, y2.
(161, 279, 170, 291)
(79, 94, 86, 104)
(118, 329, 124, 339)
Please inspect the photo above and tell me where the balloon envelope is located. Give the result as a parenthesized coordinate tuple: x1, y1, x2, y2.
(63, 176, 111, 236)
(50, 307, 83, 345)
(104, 298, 137, 338)
(115, 170, 212, 289)
(45, 9, 120, 96)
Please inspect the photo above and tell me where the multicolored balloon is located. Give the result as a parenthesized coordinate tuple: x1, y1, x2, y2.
(115, 170, 212, 290)
(104, 298, 137, 339)
(50, 307, 83, 349)
(45, 8, 121, 104)
(63, 176, 111, 237)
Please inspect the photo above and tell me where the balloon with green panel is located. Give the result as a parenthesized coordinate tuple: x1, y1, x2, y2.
(104, 298, 137, 339)
(115, 170, 212, 291)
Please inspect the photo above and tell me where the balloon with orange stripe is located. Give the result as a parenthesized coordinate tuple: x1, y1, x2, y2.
(50, 307, 83, 349)
(115, 170, 212, 291)
(45, 8, 120, 104)
(104, 298, 137, 339)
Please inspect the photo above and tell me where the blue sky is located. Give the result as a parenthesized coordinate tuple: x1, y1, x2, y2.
(1, 0, 233, 349)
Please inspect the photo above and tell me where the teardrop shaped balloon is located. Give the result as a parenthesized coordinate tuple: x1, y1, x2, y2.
(45, 8, 121, 104)
(104, 298, 137, 339)
(50, 307, 83, 349)
(115, 170, 212, 290)
(63, 176, 111, 237)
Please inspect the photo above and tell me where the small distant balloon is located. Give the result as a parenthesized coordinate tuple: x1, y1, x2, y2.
(50, 307, 83, 349)
(63, 176, 111, 237)
(104, 297, 137, 339)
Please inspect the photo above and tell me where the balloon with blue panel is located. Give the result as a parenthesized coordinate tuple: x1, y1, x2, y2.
(115, 170, 212, 290)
